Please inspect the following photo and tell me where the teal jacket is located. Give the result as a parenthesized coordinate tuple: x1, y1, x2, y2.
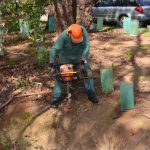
(50, 26, 90, 64)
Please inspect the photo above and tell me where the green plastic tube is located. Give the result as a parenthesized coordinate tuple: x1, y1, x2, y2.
(123, 17, 131, 33)
(22, 21, 30, 37)
(48, 16, 55, 33)
(130, 20, 139, 36)
(120, 82, 134, 111)
(100, 69, 114, 94)
(96, 17, 103, 31)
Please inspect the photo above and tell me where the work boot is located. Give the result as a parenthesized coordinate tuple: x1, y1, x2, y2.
(88, 96, 99, 104)
(50, 97, 62, 108)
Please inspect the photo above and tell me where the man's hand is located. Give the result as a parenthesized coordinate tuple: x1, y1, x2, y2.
(48, 63, 55, 74)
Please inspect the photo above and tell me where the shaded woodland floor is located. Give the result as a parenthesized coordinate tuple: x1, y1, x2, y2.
(0, 29, 150, 150)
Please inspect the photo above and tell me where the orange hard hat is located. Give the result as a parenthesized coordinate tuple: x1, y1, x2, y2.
(68, 24, 83, 43)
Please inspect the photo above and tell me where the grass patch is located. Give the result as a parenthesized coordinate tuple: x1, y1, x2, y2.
(18, 113, 34, 122)
(2, 145, 9, 150)
(139, 28, 150, 37)
(139, 28, 148, 33)
(1, 128, 14, 150)
(125, 51, 133, 61)
(27, 47, 49, 65)
(6, 60, 18, 65)
(89, 25, 118, 33)
(50, 113, 58, 129)
(28, 48, 37, 58)
(142, 44, 150, 49)
(16, 79, 30, 88)
(0, 113, 34, 150)
(10, 113, 34, 127)
(104, 25, 118, 31)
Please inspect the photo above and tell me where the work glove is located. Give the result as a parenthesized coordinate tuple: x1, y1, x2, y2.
(48, 63, 55, 74)
(81, 57, 87, 64)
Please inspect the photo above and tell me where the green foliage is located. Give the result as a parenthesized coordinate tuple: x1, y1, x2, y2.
(1, 2, 20, 31)
(37, 46, 49, 66)
(2, 145, 9, 150)
(1, 2, 16, 16)
(1, 0, 59, 36)
(7, 21, 20, 32)
(20, 2, 44, 39)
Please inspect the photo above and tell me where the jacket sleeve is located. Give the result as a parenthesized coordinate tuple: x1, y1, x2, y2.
(49, 31, 65, 63)
(82, 26, 90, 60)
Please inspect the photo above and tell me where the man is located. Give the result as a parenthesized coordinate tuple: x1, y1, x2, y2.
(49, 23, 98, 106)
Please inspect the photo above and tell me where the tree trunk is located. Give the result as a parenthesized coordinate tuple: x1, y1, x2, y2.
(72, 0, 77, 23)
(48, 0, 74, 32)
(48, 0, 97, 32)
(76, 0, 95, 29)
